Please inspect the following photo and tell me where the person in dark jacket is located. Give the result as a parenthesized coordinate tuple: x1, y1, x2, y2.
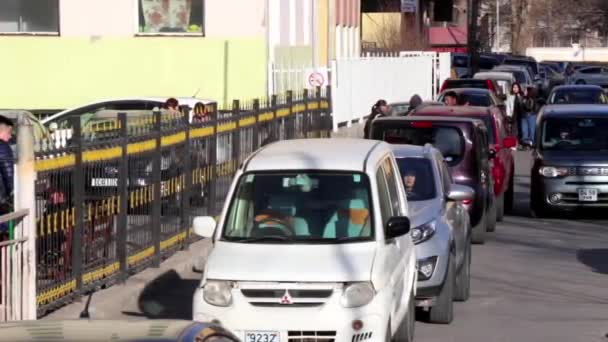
(510, 82, 525, 141)
(0, 116, 13, 239)
(364, 99, 389, 139)
(407, 94, 423, 113)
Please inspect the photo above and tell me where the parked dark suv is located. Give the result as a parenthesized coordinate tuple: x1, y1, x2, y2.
(530, 105, 608, 216)
(371, 116, 496, 244)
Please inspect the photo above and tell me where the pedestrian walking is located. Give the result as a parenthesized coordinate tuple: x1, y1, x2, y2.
(520, 86, 539, 147)
(0, 116, 14, 240)
(364, 99, 390, 139)
(510, 82, 525, 141)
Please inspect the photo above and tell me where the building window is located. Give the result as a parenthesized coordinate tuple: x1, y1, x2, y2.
(0, 0, 59, 34)
(138, 0, 204, 35)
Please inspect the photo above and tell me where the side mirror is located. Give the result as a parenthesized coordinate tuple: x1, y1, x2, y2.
(385, 216, 410, 240)
(193, 216, 217, 238)
(447, 184, 475, 202)
(503, 136, 518, 149)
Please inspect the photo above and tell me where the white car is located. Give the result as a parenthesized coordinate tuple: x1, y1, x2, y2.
(192, 139, 418, 342)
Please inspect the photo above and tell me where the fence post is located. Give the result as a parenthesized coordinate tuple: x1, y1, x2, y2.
(15, 113, 37, 319)
(315, 86, 322, 137)
(117, 113, 128, 281)
(181, 108, 191, 249)
(286, 91, 293, 139)
(252, 99, 260, 150)
(271, 95, 278, 143)
(70, 116, 84, 295)
(208, 106, 218, 215)
(232, 100, 241, 168)
(326, 86, 333, 135)
(152, 111, 162, 267)
(302, 89, 310, 138)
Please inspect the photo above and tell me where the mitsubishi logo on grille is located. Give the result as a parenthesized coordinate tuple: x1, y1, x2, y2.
(279, 290, 293, 305)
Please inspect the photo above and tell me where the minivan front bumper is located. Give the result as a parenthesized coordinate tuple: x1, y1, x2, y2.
(534, 174, 608, 208)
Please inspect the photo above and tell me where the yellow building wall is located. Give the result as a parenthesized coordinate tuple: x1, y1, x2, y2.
(0, 37, 266, 110)
(317, 0, 329, 66)
(362, 12, 401, 48)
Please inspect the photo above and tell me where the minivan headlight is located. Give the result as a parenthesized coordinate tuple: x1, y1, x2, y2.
(341, 282, 375, 308)
(539, 166, 569, 178)
(411, 221, 436, 245)
(203, 280, 233, 307)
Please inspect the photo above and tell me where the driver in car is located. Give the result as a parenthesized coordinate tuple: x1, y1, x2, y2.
(403, 169, 418, 198)
(545, 126, 581, 147)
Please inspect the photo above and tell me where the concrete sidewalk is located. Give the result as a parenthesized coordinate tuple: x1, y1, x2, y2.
(43, 239, 211, 321)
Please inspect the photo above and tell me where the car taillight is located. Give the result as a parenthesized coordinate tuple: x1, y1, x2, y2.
(463, 199, 473, 205)
(411, 121, 434, 128)
(486, 79, 495, 93)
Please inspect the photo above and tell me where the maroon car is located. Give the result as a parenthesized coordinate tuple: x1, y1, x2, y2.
(412, 105, 518, 221)
(371, 116, 495, 244)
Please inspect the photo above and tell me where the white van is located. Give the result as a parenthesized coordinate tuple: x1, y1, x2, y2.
(192, 139, 417, 342)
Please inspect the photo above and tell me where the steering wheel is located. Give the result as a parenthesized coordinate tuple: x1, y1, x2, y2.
(254, 214, 295, 236)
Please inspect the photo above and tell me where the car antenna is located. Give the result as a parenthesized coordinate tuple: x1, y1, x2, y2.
(79, 292, 94, 319)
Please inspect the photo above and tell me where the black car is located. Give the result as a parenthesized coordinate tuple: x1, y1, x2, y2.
(371, 116, 496, 244)
(547, 85, 608, 105)
(502, 56, 539, 76)
(530, 105, 608, 216)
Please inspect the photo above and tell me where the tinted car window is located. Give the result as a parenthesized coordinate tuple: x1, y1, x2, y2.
(443, 80, 487, 90)
(479, 57, 499, 70)
(579, 67, 601, 74)
(549, 89, 607, 104)
(541, 117, 608, 151)
(480, 116, 496, 144)
(395, 158, 436, 201)
(378, 126, 465, 165)
(437, 92, 492, 107)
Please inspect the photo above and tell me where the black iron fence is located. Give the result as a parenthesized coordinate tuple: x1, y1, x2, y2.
(33, 87, 332, 316)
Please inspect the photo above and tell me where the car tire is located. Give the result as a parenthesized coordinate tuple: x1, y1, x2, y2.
(454, 243, 471, 302)
(393, 290, 415, 342)
(427, 256, 454, 324)
(496, 194, 505, 222)
(505, 175, 514, 214)
(471, 214, 486, 245)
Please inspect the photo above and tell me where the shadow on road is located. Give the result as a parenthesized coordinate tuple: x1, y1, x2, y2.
(577, 249, 608, 275)
(122, 270, 198, 319)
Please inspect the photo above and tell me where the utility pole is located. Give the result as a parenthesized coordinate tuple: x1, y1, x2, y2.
(467, 0, 480, 76)
(495, 0, 500, 52)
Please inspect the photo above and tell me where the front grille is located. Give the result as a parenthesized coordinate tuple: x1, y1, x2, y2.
(352, 332, 373, 342)
(568, 167, 608, 176)
(288, 331, 336, 342)
(240, 284, 335, 307)
(559, 193, 608, 204)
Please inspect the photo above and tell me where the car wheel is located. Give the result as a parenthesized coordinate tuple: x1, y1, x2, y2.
(505, 175, 514, 214)
(393, 289, 415, 342)
(496, 193, 505, 222)
(471, 214, 486, 245)
(454, 242, 471, 302)
(427, 256, 454, 324)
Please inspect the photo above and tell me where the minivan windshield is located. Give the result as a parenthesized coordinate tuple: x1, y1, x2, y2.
(541, 117, 608, 151)
(376, 125, 465, 165)
(396, 158, 436, 201)
(548, 89, 607, 104)
(222, 172, 374, 243)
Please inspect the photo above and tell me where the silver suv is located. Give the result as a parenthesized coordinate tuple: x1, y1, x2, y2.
(391, 144, 474, 324)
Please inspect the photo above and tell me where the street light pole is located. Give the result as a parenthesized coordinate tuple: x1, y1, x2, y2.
(496, 0, 500, 52)
(467, 0, 480, 76)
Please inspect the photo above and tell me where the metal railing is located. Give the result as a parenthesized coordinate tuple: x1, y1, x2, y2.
(33, 87, 332, 316)
(0, 209, 35, 322)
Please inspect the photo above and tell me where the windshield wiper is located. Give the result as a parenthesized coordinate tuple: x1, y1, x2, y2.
(229, 235, 293, 243)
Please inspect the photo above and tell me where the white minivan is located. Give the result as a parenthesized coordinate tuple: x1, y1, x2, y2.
(192, 139, 418, 342)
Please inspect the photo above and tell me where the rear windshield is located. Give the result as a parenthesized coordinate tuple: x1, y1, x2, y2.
(396, 158, 436, 201)
(541, 117, 608, 151)
(437, 92, 492, 107)
(549, 90, 607, 104)
(444, 80, 486, 90)
(374, 125, 465, 165)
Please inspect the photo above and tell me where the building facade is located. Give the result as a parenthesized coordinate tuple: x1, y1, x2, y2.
(0, 0, 360, 111)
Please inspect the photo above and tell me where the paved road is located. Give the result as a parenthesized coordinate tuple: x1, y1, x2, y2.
(416, 151, 608, 342)
(46, 151, 608, 342)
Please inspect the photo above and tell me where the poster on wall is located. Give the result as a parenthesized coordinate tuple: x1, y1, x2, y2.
(401, 0, 417, 13)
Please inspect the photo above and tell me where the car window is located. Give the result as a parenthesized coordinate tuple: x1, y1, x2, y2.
(396, 157, 436, 201)
(549, 89, 606, 104)
(221, 172, 375, 242)
(381, 158, 402, 216)
(580, 67, 601, 74)
(481, 116, 496, 144)
(376, 124, 465, 166)
(376, 168, 393, 227)
(541, 117, 608, 151)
